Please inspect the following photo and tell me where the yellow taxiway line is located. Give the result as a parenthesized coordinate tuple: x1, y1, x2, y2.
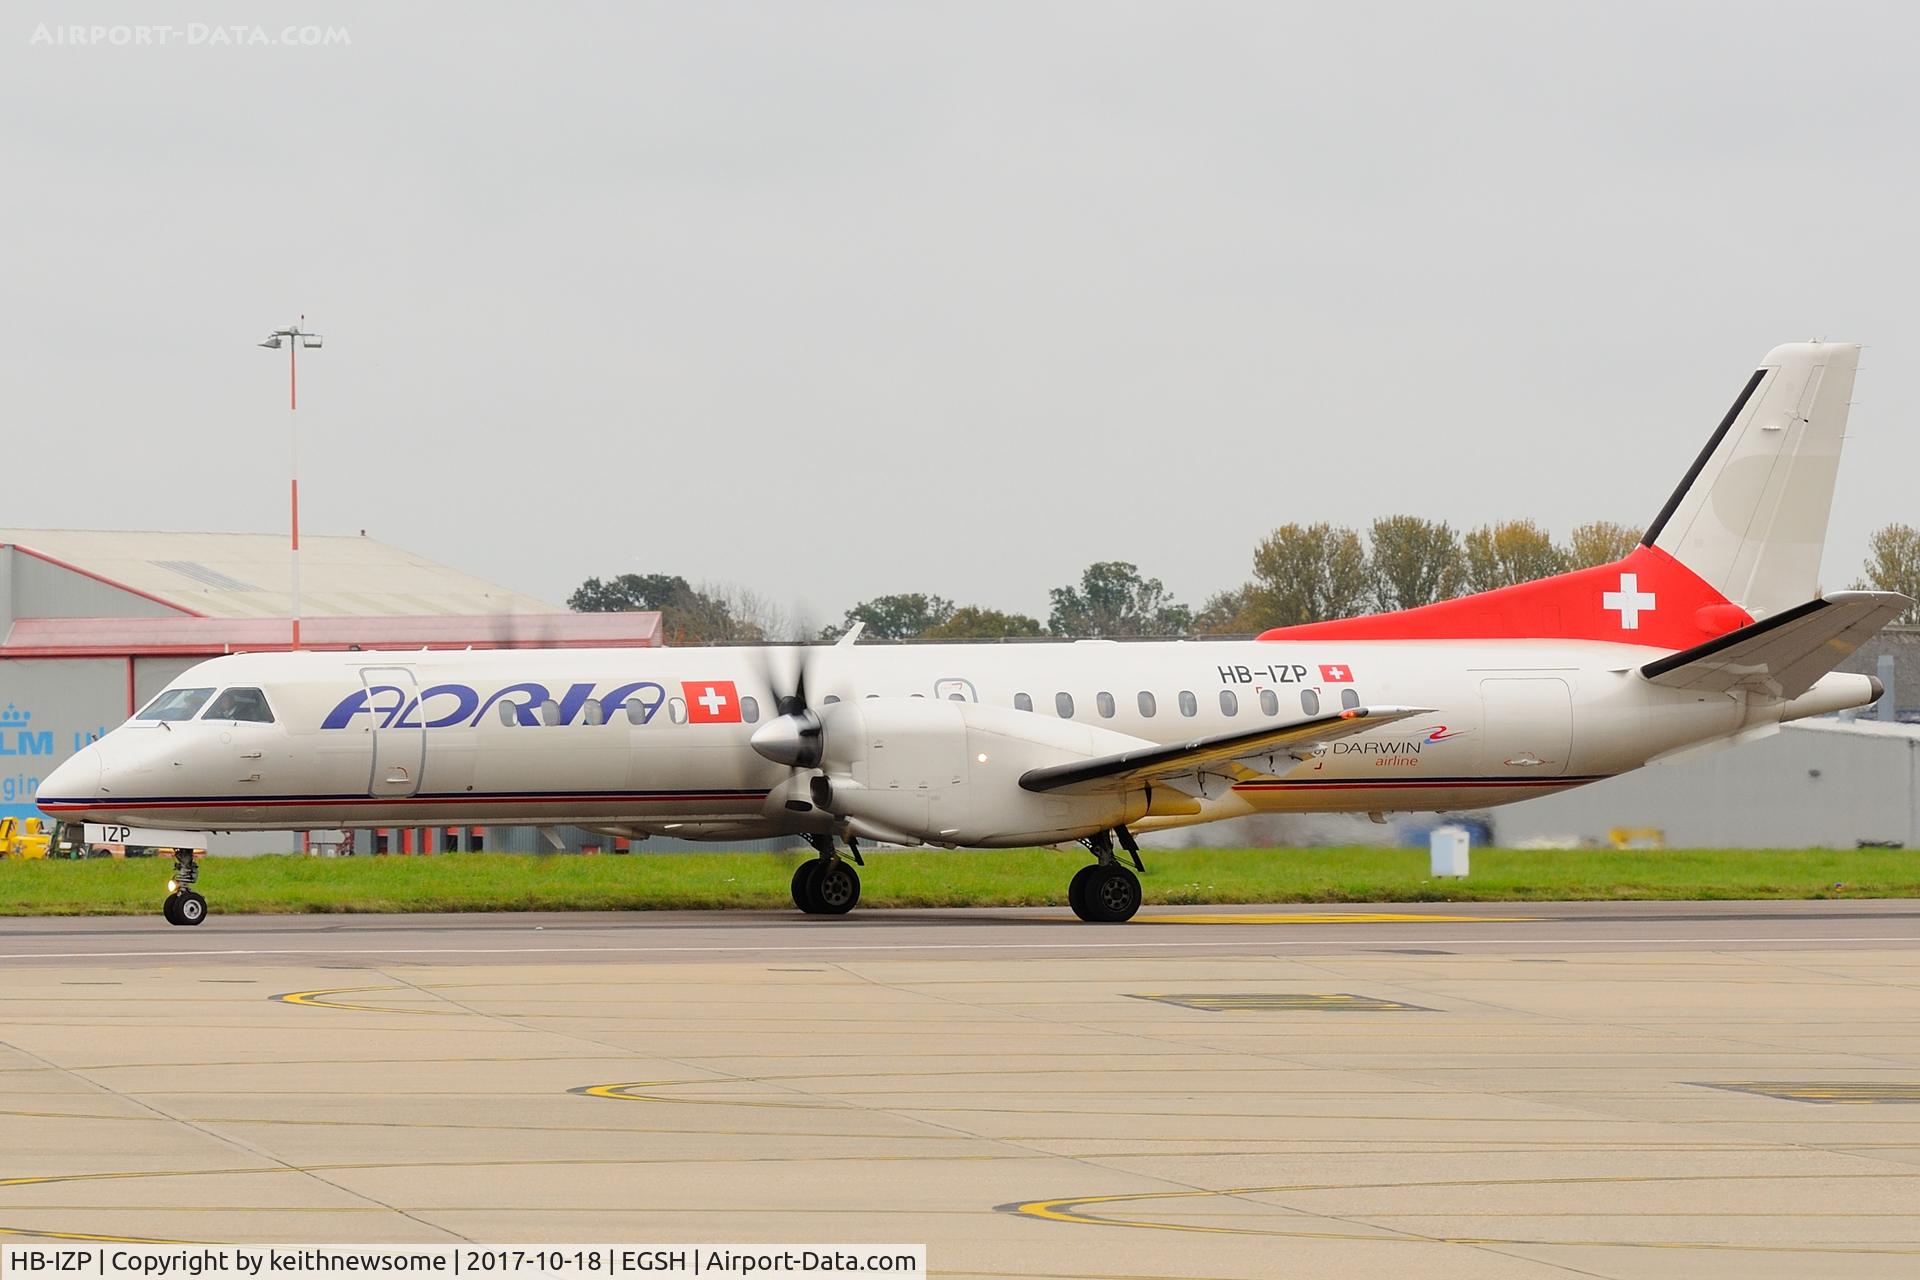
(1006, 1175, 1920, 1255)
(270, 987, 455, 1015)
(1137, 912, 1520, 924)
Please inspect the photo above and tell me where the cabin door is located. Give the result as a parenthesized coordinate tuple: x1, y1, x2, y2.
(362, 666, 425, 797)
(1477, 678, 1572, 777)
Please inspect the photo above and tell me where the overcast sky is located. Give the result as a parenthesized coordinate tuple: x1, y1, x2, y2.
(5, 2, 1917, 625)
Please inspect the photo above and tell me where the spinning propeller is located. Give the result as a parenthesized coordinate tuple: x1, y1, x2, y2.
(750, 648, 825, 769)
(750, 626, 866, 812)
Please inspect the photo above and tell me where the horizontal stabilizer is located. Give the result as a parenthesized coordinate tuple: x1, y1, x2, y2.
(1639, 591, 1910, 698)
(1019, 706, 1430, 795)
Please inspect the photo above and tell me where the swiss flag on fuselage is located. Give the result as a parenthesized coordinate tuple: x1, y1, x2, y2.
(682, 680, 742, 724)
(1319, 664, 1354, 682)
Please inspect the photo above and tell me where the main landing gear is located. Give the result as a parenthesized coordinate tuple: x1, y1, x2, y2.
(162, 850, 207, 927)
(1067, 827, 1144, 924)
(792, 834, 863, 916)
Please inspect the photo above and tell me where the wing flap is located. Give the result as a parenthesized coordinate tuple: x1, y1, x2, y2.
(1018, 706, 1432, 795)
(1639, 591, 1910, 697)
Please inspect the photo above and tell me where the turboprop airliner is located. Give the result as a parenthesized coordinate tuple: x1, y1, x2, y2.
(38, 342, 1906, 926)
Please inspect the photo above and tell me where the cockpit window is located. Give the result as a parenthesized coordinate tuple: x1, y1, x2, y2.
(202, 687, 275, 723)
(138, 687, 215, 721)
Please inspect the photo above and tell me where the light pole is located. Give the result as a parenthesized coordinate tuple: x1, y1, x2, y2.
(257, 319, 323, 649)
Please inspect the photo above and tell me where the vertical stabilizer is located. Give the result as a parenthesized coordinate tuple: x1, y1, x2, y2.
(1644, 342, 1858, 619)
(1261, 342, 1863, 650)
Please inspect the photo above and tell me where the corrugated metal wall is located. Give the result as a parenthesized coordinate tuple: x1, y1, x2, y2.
(1838, 628, 1920, 718)
(1496, 722, 1920, 848)
(0, 656, 125, 821)
(3, 545, 183, 623)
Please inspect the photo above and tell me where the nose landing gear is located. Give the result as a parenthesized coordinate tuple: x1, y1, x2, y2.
(1067, 828, 1143, 923)
(162, 850, 207, 927)
(792, 834, 862, 916)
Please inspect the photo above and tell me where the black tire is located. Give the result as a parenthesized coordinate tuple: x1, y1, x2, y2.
(1067, 864, 1100, 921)
(1083, 865, 1141, 923)
(176, 891, 208, 927)
(791, 861, 820, 912)
(162, 893, 183, 926)
(814, 861, 860, 915)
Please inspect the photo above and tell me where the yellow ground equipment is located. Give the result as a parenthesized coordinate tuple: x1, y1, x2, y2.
(0, 816, 53, 859)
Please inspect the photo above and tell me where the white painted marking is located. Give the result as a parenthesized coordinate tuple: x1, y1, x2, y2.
(697, 686, 728, 717)
(0, 936, 1913, 961)
(1603, 572, 1657, 629)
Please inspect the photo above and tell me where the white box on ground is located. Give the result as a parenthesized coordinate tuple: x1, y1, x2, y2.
(1430, 824, 1470, 877)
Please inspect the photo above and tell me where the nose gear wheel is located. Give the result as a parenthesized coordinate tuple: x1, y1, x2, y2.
(162, 850, 207, 926)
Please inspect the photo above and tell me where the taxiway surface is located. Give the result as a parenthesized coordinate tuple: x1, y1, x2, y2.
(2, 901, 1917, 1279)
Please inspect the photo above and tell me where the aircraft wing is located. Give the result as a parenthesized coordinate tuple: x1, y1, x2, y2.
(1640, 591, 1911, 698)
(1018, 705, 1433, 795)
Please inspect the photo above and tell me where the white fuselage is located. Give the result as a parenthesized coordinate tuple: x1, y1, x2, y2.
(38, 639, 1869, 844)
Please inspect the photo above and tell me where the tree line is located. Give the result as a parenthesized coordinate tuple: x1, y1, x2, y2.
(571, 520, 1920, 641)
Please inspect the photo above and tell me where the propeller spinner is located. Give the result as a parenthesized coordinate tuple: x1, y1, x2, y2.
(749, 647, 825, 769)
(749, 708, 823, 769)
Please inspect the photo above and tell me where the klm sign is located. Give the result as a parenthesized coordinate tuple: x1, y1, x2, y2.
(0, 705, 54, 758)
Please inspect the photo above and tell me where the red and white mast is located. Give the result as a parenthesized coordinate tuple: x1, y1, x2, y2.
(259, 318, 323, 650)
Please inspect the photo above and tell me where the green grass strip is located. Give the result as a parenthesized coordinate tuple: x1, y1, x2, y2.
(0, 846, 1912, 916)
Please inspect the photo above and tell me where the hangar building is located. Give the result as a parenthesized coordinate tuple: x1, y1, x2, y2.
(1495, 716, 1920, 849)
(1838, 626, 1920, 720)
(1, 529, 660, 850)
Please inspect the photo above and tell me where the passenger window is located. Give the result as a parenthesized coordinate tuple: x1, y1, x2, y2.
(948, 693, 966, 702)
(668, 698, 688, 724)
(1014, 692, 1033, 712)
(1219, 689, 1239, 716)
(1301, 689, 1320, 716)
(1096, 691, 1116, 718)
(500, 699, 519, 726)
(1138, 691, 1157, 717)
(539, 699, 562, 726)
(823, 695, 841, 704)
(202, 687, 274, 723)
(1178, 690, 1197, 717)
(582, 698, 606, 726)
(740, 695, 760, 723)
(1055, 692, 1075, 718)
(138, 687, 215, 721)
(1342, 688, 1360, 710)
(625, 697, 649, 725)
(1259, 688, 1279, 716)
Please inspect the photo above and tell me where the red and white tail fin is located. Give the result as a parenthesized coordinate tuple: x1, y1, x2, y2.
(1262, 342, 1860, 650)
(1645, 342, 1858, 619)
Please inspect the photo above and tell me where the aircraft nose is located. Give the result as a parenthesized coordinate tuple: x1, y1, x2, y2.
(40, 744, 104, 810)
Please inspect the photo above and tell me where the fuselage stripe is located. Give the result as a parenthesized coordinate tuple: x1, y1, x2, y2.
(36, 789, 770, 811)
(1232, 775, 1607, 790)
(37, 776, 1606, 814)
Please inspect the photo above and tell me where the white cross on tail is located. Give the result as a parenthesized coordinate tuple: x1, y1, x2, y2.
(1602, 572, 1657, 629)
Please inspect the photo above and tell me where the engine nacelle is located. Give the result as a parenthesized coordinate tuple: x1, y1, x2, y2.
(808, 698, 1151, 847)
